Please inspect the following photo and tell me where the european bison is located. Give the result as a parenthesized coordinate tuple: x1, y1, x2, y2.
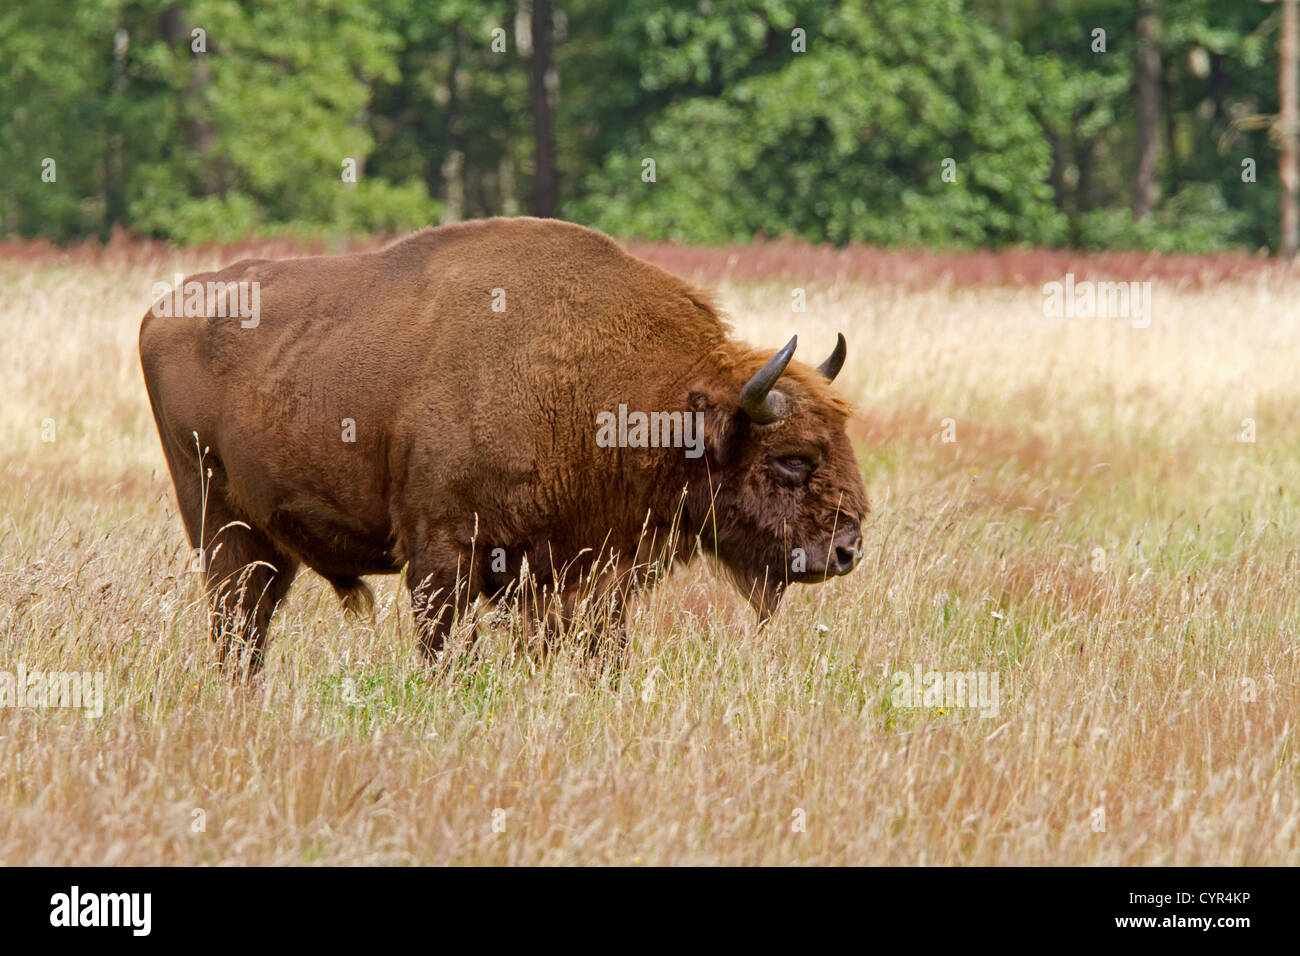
(139, 217, 867, 674)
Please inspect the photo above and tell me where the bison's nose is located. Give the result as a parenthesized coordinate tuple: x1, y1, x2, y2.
(828, 526, 863, 576)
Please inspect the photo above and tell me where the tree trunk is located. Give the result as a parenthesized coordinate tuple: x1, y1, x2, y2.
(1162, 59, 1179, 197)
(529, 0, 558, 218)
(103, 27, 129, 238)
(1133, 3, 1161, 219)
(1281, 0, 1299, 259)
(160, 5, 225, 197)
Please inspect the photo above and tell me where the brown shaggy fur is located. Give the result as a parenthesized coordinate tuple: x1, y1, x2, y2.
(139, 217, 867, 675)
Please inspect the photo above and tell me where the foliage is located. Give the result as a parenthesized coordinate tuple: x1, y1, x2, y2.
(0, 0, 1288, 251)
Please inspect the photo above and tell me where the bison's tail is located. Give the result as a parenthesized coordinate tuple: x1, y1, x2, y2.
(331, 576, 376, 618)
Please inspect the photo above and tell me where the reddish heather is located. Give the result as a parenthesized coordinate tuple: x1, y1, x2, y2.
(1, 227, 1293, 290)
(624, 239, 1297, 290)
(0, 228, 380, 272)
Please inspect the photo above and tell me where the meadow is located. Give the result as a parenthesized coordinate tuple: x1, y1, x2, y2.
(1, 236, 1297, 864)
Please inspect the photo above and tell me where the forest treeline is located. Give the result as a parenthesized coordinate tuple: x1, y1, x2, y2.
(0, 0, 1292, 252)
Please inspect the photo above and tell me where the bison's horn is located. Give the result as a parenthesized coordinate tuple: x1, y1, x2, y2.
(817, 333, 846, 382)
(740, 335, 797, 424)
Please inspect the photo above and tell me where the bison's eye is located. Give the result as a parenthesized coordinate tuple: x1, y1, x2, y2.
(772, 455, 814, 483)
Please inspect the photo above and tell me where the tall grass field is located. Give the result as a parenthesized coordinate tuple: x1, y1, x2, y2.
(1, 237, 1297, 864)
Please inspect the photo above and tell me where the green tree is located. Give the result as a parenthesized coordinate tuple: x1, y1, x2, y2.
(569, 0, 1065, 247)
(0, 0, 438, 243)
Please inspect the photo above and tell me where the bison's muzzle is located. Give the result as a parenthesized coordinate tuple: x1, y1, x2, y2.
(796, 522, 864, 581)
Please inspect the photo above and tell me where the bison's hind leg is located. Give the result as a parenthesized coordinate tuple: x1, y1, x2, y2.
(202, 514, 299, 680)
(163, 443, 297, 678)
(147, 379, 298, 678)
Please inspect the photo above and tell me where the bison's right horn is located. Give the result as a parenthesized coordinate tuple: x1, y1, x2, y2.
(740, 335, 797, 424)
(817, 333, 846, 382)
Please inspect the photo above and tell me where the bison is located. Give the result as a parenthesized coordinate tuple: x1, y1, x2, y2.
(139, 217, 867, 674)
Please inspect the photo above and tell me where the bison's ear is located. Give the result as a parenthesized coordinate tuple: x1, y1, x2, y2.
(688, 386, 743, 465)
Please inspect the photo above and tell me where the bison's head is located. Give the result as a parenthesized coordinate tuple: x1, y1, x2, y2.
(686, 334, 868, 619)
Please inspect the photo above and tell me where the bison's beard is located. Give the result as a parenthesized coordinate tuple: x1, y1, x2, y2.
(718, 560, 785, 625)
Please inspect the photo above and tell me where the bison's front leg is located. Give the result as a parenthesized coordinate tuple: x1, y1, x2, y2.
(523, 559, 638, 663)
(501, 579, 628, 663)
(408, 575, 478, 661)
(405, 544, 487, 662)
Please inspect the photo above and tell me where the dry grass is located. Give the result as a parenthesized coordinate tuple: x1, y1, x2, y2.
(1, 239, 1298, 865)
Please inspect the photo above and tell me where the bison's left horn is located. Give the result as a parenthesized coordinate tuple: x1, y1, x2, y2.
(740, 335, 797, 424)
(817, 333, 846, 382)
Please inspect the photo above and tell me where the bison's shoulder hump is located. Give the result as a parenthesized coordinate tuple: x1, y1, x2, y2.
(388, 216, 624, 260)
